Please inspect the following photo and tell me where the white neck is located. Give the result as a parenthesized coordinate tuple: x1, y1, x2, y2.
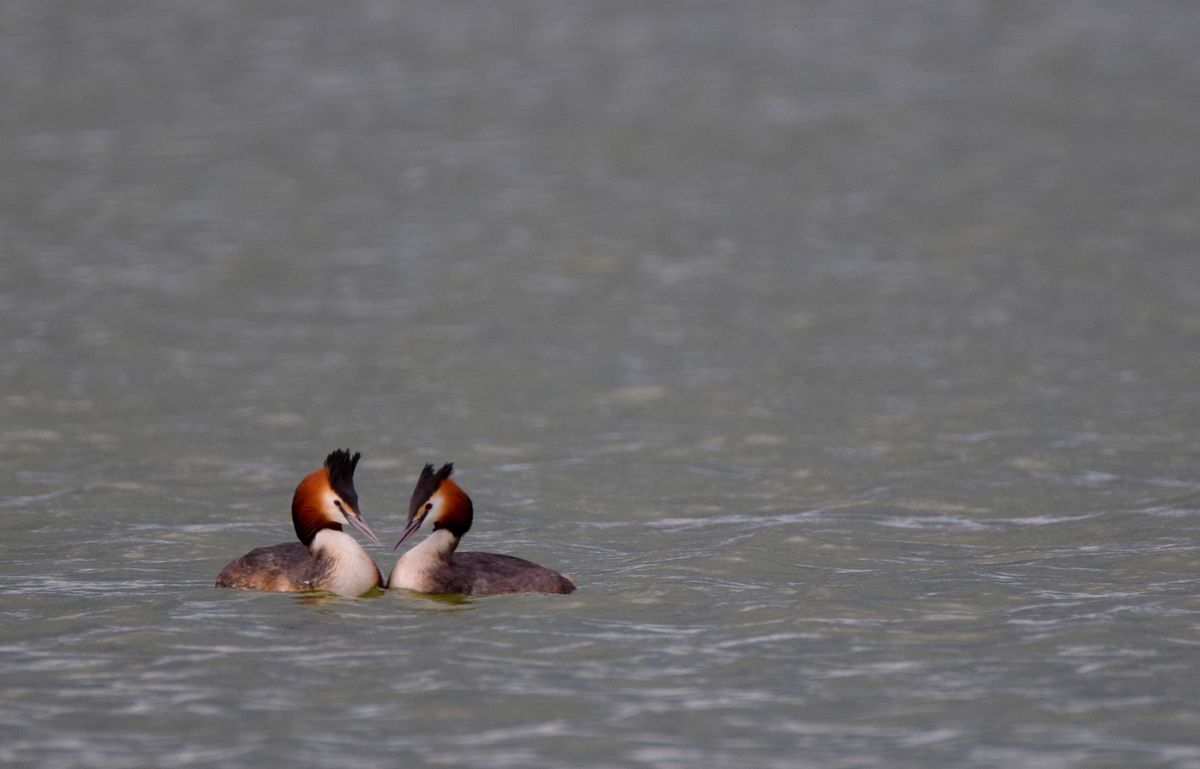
(311, 528, 380, 597)
(388, 528, 459, 591)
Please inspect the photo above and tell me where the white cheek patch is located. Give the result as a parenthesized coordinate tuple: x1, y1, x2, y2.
(327, 493, 350, 525)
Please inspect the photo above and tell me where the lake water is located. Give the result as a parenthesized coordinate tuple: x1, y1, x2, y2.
(3, 2, 1200, 767)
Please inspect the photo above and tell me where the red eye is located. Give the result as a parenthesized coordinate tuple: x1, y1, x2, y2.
(425, 503, 433, 512)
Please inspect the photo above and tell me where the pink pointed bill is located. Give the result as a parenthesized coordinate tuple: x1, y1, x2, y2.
(391, 514, 426, 551)
(346, 511, 381, 544)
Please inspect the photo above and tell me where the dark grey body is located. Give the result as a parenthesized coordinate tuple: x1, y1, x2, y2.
(407, 551, 575, 596)
(215, 542, 330, 592)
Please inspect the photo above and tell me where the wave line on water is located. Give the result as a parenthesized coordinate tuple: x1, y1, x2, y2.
(0, 489, 76, 508)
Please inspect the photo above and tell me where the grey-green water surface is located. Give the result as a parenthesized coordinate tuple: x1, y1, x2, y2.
(3, 2, 1200, 767)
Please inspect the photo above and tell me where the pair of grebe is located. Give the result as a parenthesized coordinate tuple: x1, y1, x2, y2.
(216, 450, 575, 598)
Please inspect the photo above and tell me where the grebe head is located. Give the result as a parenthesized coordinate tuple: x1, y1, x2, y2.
(292, 449, 381, 546)
(392, 463, 474, 550)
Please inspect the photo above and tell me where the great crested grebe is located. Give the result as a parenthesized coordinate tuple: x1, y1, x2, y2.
(388, 463, 575, 596)
(216, 449, 384, 597)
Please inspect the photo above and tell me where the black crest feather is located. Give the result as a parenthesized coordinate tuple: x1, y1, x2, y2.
(409, 462, 453, 521)
(324, 449, 361, 511)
